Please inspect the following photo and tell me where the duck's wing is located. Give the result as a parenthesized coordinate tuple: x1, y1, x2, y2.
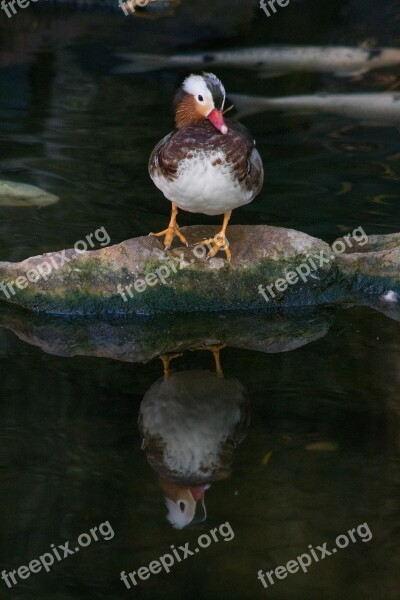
(148, 130, 180, 182)
(225, 121, 264, 194)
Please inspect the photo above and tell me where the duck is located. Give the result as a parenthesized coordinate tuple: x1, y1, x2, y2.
(148, 72, 264, 261)
(138, 347, 249, 528)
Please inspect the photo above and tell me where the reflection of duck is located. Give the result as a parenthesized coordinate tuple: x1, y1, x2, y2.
(138, 346, 249, 528)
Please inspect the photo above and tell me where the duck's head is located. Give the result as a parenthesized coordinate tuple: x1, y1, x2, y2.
(174, 72, 228, 134)
(159, 478, 211, 529)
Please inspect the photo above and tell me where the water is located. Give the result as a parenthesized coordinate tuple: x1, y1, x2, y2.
(0, 1, 399, 598)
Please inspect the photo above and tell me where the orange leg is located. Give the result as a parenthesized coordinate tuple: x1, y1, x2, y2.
(150, 203, 188, 250)
(199, 211, 232, 261)
(191, 343, 226, 378)
(160, 352, 183, 379)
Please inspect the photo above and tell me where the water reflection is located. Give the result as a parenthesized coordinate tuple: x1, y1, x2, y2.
(0, 304, 335, 531)
(139, 346, 249, 528)
(0, 302, 399, 598)
(0, 305, 333, 362)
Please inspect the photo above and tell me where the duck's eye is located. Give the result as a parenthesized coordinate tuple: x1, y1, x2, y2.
(179, 502, 186, 512)
(197, 95, 204, 102)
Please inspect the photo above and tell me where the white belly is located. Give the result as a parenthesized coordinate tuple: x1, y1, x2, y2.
(152, 150, 254, 216)
(140, 371, 245, 477)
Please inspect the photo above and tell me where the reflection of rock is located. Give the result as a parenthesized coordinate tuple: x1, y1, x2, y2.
(139, 367, 249, 528)
(0, 225, 398, 315)
(0, 306, 333, 363)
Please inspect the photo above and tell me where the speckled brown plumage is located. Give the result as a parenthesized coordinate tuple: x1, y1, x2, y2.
(148, 119, 262, 193)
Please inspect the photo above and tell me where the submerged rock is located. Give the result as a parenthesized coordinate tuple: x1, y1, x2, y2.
(0, 225, 397, 316)
(0, 180, 59, 208)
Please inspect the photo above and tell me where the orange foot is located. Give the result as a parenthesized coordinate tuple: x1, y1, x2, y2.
(150, 225, 188, 250)
(149, 202, 189, 250)
(196, 211, 232, 262)
(199, 233, 231, 262)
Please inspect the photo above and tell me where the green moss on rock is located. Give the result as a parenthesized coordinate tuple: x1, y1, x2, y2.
(0, 226, 398, 316)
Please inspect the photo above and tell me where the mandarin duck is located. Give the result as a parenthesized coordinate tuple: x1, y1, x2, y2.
(148, 72, 264, 261)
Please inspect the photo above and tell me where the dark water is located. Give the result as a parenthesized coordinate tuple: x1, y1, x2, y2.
(0, 1, 400, 599)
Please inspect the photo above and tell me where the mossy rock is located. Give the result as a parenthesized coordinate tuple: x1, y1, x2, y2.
(335, 232, 400, 296)
(0, 226, 398, 316)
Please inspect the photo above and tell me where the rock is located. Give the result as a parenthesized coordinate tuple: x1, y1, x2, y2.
(0, 179, 59, 207)
(335, 232, 400, 296)
(0, 225, 398, 316)
(0, 225, 335, 315)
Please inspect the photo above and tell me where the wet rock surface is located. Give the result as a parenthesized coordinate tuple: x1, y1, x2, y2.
(335, 232, 400, 296)
(0, 225, 397, 316)
(0, 225, 332, 315)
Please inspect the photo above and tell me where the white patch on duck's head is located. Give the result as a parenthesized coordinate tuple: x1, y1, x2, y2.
(182, 72, 226, 114)
(165, 495, 196, 529)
